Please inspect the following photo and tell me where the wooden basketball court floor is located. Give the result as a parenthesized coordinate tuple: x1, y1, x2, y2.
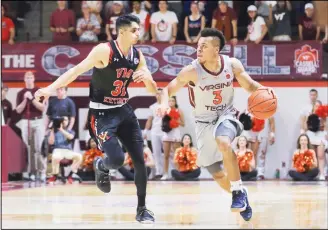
(1, 180, 327, 229)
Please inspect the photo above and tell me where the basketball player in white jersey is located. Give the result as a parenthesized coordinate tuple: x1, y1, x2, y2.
(160, 28, 276, 221)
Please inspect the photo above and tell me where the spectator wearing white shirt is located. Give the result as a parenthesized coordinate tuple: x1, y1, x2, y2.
(144, 89, 164, 179)
(244, 5, 268, 44)
(300, 89, 319, 134)
(76, 4, 101, 42)
(150, 0, 178, 44)
(131, 1, 150, 43)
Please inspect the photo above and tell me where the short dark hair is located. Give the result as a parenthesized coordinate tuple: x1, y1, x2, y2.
(200, 28, 226, 51)
(310, 89, 318, 94)
(116, 14, 140, 32)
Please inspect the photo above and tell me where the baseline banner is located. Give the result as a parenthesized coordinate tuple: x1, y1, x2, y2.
(1, 41, 322, 82)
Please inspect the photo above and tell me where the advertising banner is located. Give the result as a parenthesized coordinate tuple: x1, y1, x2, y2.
(1, 41, 323, 82)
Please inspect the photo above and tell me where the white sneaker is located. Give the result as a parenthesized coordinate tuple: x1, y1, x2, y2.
(319, 175, 325, 181)
(29, 174, 36, 182)
(40, 173, 46, 182)
(161, 174, 169, 180)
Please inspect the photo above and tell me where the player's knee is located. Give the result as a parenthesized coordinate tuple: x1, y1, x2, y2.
(102, 138, 125, 169)
(215, 136, 232, 153)
(206, 161, 224, 176)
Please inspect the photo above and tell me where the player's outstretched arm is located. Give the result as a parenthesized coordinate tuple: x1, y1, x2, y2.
(160, 65, 197, 108)
(231, 57, 263, 93)
(133, 51, 158, 95)
(35, 43, 110, 101)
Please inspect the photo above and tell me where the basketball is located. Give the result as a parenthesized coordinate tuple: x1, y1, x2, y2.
(247, 87, 277, 120)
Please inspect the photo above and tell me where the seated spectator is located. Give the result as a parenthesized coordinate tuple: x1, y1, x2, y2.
(46, 87, 76, 132)
(236, 136, 258, 181)
(1, 5, 15, 45)
(306, 102, 328, 181)
(79, 138, 104, 181)
(150, 1, 178, 44)
(288, 134, 319, 181)
(244, 5, 268, 44)
(50, 1, 75, 43)
(47, 116, 82, 184)
(105, 1, 124, 41)
(298, 3, 320, 41)
(212, 1, 238, 46)
(1, 83, 12, 125)
(268, 1, 292, 41)
(171, 134, 201, 181)
(131, 1, 150, 43)
(118, 145, 154, 181)
(184, 1, 205, 44)
(76, 4, 100, 42)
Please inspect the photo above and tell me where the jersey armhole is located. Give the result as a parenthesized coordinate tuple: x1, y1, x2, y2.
(107, 42, 114, 64)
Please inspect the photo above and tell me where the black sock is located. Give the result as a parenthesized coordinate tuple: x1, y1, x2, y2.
(137, 195, 146, 208)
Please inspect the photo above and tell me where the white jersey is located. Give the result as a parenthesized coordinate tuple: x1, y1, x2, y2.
(188, 55, 238, 122)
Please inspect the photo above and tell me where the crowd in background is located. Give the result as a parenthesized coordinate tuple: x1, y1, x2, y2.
(2, 1, 328, 44)
(1, 1, 328, 183)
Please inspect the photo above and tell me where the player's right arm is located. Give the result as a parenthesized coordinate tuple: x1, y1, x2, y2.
(160, 65, 197, 108)
(35, 43, 110, 101)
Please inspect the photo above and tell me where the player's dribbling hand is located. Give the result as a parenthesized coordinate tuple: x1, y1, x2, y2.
(259, 86, 276, 98)
(34, 87, 52, 102)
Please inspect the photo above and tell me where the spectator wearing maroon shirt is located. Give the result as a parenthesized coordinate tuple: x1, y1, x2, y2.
(1, 5, 15, 44)
(211, 1, 238, 46)
(16, 71, 46, 182)
(1, 83, 12, 125)
(298, 3, 320, 41)
(50, 1, 76, 43)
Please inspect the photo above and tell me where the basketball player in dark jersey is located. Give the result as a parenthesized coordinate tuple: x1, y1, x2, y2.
(35, 15, 156, 224)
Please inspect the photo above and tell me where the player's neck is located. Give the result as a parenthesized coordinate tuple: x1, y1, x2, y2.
(116, 37, 132, 57)
(25, 84, 34, 89)
(203, 58, 221, 73)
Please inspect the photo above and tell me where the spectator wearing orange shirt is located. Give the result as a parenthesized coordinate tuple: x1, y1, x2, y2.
(172, 134, 201, 181)
(235, 136, 258, 181)
(211, 1, 238, 46)
(1, 5, 15, 45)
(50, 1, 76, 43)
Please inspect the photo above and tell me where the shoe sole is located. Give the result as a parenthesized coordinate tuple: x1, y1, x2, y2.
(231, 205, 247, 212)
(139, 219, 155, 224)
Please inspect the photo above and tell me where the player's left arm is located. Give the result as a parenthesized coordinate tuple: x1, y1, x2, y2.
(231, 57, 262, 93)
(268, 117, 275, 145)
(133, 50, 158, 95)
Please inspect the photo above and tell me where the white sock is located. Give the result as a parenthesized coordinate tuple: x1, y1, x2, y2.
(230, 180, 243, 192)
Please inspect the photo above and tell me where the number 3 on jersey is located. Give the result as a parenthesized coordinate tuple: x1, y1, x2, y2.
(111, 80, 126, 97)
(213, 90, 222, 105)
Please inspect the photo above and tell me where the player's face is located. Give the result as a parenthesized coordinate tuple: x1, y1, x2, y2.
(182, 135, 191, 147)
(122, 22, 140, 45)
(238, 137, 247, 148)
(299, 136, 308, 147)
(197, 37, 219, 64)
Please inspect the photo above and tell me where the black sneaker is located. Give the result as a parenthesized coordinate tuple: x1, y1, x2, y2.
(93, 157, 111, 193)
(136, 206, 155, 224)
